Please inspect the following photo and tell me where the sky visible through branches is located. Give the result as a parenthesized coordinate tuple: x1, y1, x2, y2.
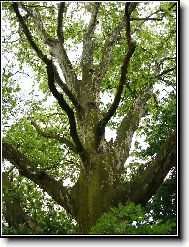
(2, 1, 176, 183)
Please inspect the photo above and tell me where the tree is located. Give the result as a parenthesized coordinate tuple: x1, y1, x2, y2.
(2, 2, 177, 235)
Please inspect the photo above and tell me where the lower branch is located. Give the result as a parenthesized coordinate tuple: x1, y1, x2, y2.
(2, 141, 74, 215)
(31, 121, 77, 153)
(118, 130, 177, 205)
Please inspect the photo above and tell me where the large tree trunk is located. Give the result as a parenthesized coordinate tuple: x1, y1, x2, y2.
(70, 130, 176, 234)
(2, 129, 176, 234)
(71, 151, 119, 233)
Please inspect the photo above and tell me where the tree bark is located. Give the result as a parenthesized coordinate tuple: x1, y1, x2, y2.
(128, 130, 177, 204)
(3, 129, 176, 233)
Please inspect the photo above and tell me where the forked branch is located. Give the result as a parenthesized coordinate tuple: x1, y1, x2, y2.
(46, 60, 86, 161)
(96, 3, 137, 143)
(13, 2, 79, 99)
(31, 121, 77, 153)
(81, 2, 101, 73)
(12, 2, 50, 65)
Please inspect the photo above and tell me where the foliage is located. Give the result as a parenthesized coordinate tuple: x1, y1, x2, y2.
(146, 168, 177, 223)
(3, 102, 80, 184)
(2, 223, 37, 235)
(2, 2, 177, 235)
(132, 89, 176, 161)
(2, 171, 78, 235)
(90, 202, 176, 235)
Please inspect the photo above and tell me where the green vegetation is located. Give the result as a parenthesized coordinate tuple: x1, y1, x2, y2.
(2, 2, 177, 235)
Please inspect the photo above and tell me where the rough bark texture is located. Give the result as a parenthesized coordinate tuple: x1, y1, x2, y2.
(2, 3, 177, 234)
(2, 129, 176, 233)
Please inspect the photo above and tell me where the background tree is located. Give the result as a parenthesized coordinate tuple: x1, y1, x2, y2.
(2, 2, 177, 235)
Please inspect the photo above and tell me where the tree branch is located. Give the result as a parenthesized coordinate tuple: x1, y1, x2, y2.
(2, 142, 74, 215)
(114, 86, 153, 170)
(52, 64, 83, 113)
(31, 121, 77, 153)
(128, 2, 139, 15)
(132, 6, 169, 34)
(98, 18, 125, 80)
(51, 43, 79, 97)
(81, 2, 101, 75)
(20, 3, 55, 10)
(14, 3, 78, 97)
(96, 3, 136, 144)
(157, 67, 176, 79)
(57, 2, 65, 44)
(128, 130, 176, 204)
(21, 3, 57, 46)
(97, 3, 138, 80)
(12, 3, 50, 65)
(130, 17, 162, 21)
(46, 60, 86, 162)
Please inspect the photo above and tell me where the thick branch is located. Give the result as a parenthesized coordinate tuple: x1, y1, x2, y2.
(21, 4, 57, 46)
(98, 18, 125, 80)
(2, 142, 73, 215)
(81, 3, 101, 73)
(125, 3, 132, 46)
(96, 45, 136, 141)
(57, 2, 65, 44)
(128, 2, 139, 15)
(128, 130, 177, 204)
(98, 3, 138, 80)
(53, 64, 83, 112)
(96, 5, 136, 143)
(31, 121, 77, 153)
(46, 60, 86, 161)
(12, 3, 50, 65)
(114, 86, 153, 170)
